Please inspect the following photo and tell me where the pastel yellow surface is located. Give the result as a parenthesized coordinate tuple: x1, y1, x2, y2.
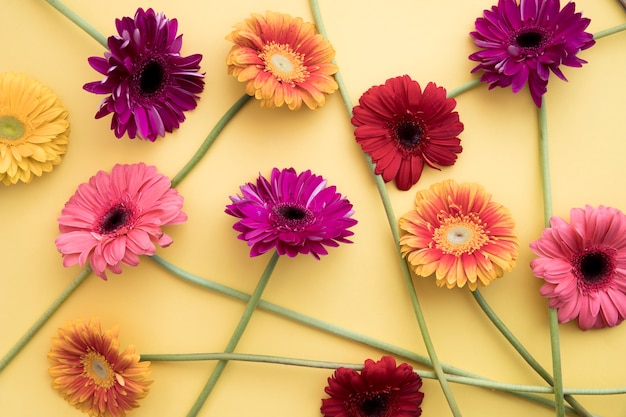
(2, 0, 626, 416)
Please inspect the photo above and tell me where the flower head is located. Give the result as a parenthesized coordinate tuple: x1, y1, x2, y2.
(469, 0, 595, 107)
(225, 167, 357, 259)
(399, 179, 518, 290)
(321, 356, 424, 417)
(351, 75, 463, 191)
(83, 8, 205, 141)
(530, 205, 626, 330)
(48, 317, 151, 417)
(0, 72, 69, 185)
(225, 11, 338, 110)
(55, 163, 187, 279)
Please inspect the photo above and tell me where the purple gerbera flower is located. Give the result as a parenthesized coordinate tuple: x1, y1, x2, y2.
(225, 168, 357, 259)
(83, 8, 205, 141)
(469, 0, 595, 107)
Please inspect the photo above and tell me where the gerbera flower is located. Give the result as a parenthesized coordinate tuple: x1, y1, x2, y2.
(351, 75, 463, 191)
(321, 356, 424, 417)
(399, 179, 518, 290)
(83, 8, 205, 141)
(48, 317, 151, 417)
(469, 0, 595, 107)
(530, 205, 626, 330)
(225, 11, 338, 110)
(225, 167, 357, 259)
(0, 72, 69, 185)
(55, 163, 187, 279)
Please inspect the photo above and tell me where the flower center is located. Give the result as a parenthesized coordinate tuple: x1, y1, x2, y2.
(259, 41, 308, 85)
(347, 390, 392, 417)
(395, 119, 424, 147)
(433, 212, 489, 256)
(0, 116, 25, 140)
(81, 351, 115, 388)
(509, 27, 550, 57)
(96, 203, 135, 235)
(133, 57, 168, 98)
(271, 202, 313, 230)
(572, 246, 616, 292)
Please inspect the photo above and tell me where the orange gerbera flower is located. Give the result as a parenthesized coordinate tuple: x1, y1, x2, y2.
(399, 179, 518, 290)
(48, 318, 151, 417)
(225, 11, 338, 110)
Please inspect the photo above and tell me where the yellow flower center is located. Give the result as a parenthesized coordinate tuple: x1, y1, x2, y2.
(259, 41, 308, 85)
(81, 351, 115, 388)
(433, 212, 489, 256)
(0, 116, 25, 141)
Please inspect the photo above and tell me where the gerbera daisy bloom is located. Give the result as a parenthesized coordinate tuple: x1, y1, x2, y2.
(399, 179, 518, 290)
(55, 163, 187, 279)
(0, 72, 69, 185)
(225, 167, 357, 259)
(83, 8, 205, 141)
(48, 317, 151, 417)
(469, 0, 595, 107)
(530, 205, 626, 330)
(321, 356, 424, 417)
(351, 75, 463, 191)
(225, 11, 338, 110)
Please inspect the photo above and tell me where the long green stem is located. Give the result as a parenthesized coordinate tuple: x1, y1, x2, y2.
(185, 251, 280, 417)
(593, 22, 626, 40)
(0, 267, 92, 372)
(309, 2, 461, 414)
(149, 254, 590, 415)
(43, 0, 107, 47)
(446, 78, 483, 99)
(171, 94, 251, 188)
(538, 97, 565, 417)
(472, 290, 592, 417)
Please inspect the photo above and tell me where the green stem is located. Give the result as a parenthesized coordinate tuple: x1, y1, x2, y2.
(310, 1, 461, 415)
(0, 267, 92, 372)
(538, 96, 565, 417)
(171, 94, 251, 188)
(472, 290, 592, 417)
(43, 0, 108, 48)
(446, 78, 483, 99)
(185, 251, 280, 417)
(593, 22, 626, 40)
(148, 254, 586, 415)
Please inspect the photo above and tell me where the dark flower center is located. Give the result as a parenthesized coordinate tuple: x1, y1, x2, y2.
(97, 204, 134, 235)
(391, 115, 427, 154)
(271, 203, 313, 230)
(140, 60, 165, 94)
(572, 247, 616, 292)
(347, 391, 393, 417)
(515, 30, 544, 48)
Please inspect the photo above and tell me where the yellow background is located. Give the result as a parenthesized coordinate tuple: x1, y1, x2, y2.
(2, 0, 626, 416)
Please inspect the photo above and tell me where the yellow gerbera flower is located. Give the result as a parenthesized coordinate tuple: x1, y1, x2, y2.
(225, 11, 338, 110)
(399, 179, 519, 290)
(48, 318, 151, 417)
(0, 72, 69, 185)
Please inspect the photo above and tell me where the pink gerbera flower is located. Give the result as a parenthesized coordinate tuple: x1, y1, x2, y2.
(469, 0, 595, 107)
(321, 356, 424, 417)
(530, 205, 626, 330)
(83, 8, 205, 141)
(351, 75, 463, 191)
(225, 168, 357, 259)
(55, 163, 187, 279)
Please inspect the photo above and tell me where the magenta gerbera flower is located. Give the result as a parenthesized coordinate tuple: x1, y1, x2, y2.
(83, 8, 205, 141)
(55, 163, 187, 279)
(321, 356, 424, 417)
(530, 205, 626, 330)
(469, 0, 595, 107)
(351, 75, 463, 191)
(225, 168, 357, 259)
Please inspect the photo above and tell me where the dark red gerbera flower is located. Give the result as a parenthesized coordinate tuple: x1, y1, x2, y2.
(469, 0, 595, 107)
(321, 356, 424, 417)
(351, 75, 463, 191)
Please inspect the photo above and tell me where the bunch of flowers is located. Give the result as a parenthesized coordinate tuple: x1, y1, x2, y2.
(1, 1, 626, 417)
